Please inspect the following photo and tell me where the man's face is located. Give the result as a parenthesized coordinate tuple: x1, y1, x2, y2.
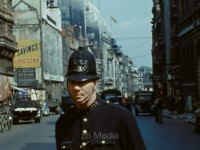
(67, 80, 97, 106)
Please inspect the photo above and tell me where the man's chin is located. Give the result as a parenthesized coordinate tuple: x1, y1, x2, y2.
(75, 98, 86, 104)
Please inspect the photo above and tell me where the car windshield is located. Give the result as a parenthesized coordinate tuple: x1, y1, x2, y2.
(138, 95, 152, 101)
(104, 94, 122, 103)
(15, 100, 38, 108)
(105, 94, 117, 100)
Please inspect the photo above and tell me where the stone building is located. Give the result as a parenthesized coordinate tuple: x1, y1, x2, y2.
(0, 0, 17, 86)
(152, 0, 200, 105)
(12, 0, 63, 100)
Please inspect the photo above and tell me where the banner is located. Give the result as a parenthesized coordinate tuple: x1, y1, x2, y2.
(13, 40, 41, 68)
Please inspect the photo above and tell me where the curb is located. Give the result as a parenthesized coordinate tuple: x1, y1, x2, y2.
(185, 118, 196, 125)
(162, 114, 196, 125)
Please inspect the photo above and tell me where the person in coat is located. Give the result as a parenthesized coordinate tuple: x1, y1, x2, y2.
(55, 46, 146, 150)
(154, 97, 163, 123)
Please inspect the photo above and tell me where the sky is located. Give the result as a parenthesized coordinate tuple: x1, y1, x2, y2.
(92, 0, 153, 68)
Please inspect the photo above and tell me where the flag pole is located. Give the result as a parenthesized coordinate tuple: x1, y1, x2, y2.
(110, 16, 117, 37)
(110, 17, 112, 37)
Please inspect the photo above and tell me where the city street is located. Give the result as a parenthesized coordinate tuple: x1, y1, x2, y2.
(0, 115, 59, 150)
(136, 113, 200, 150)
(1, 1, 200, 150)
(0, 111, 200, 150)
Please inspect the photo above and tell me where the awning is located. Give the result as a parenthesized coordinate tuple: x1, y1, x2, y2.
(8, 77, 17, 86)
(11, 86, 29, 93)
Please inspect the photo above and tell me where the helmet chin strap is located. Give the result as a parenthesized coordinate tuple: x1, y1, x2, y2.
(80, 86, 96, 107)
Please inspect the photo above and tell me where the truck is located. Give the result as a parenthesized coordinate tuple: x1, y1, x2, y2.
(0, 75, 13, 132)
(12, 88, 44, 124)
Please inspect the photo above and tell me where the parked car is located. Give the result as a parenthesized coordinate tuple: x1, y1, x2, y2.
(12, 98, 41, 124)
(41, 102, 50, 116)
(47, 99, 61, 114)
(133, 91, 155, 116)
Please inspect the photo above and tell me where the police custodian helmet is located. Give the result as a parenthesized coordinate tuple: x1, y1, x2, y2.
(66, 46, 99, 82)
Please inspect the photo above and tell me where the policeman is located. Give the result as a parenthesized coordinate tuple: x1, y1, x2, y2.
(55, 46, 146, 150)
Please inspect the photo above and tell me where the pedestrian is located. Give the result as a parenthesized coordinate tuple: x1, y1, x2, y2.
(55, 47, 146, 150)
(154, 97, 163, 123)
(176, 95, 185, 114)
(168, 95, 176, 115)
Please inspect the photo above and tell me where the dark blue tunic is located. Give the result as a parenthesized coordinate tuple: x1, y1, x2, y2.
(55, 98, 146, 150)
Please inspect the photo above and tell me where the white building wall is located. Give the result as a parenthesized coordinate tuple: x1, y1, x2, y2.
(42, 23, 63, 82)
(12, 0, 63, 100)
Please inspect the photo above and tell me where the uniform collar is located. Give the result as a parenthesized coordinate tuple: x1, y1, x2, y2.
(76, 99, 100, 113)
(88, 100, 99, 111)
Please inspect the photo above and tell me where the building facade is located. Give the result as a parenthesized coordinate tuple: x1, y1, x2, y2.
(57, 0, 140, 96)
(152, 0, 200, 108)
(0, 0, 17, 86)
(12, 0, 63, 100)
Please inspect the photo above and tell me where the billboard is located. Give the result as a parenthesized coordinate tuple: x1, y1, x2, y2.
(16, 68, 37, 87)
(13, 40, 41, 68)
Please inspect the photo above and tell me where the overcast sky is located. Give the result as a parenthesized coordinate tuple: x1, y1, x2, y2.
(92, 0, 153, 68)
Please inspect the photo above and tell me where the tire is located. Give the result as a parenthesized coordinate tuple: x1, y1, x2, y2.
(35, 117, 41, 123)
(13, 118, 19, 125)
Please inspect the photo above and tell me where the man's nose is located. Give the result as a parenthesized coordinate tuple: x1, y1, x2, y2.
(73, 84, 81, 90)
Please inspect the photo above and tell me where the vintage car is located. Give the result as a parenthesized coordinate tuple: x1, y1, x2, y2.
(12, 98, 41, 124)
(47, 98, 61, 114)
(133, 91, 155, 116)
(100, 89, 132, 111)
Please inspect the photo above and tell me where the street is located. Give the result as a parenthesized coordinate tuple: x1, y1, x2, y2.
(135, 113, 200, 150)
(0, 112, 200, 150)
(0, 115, 59, 150)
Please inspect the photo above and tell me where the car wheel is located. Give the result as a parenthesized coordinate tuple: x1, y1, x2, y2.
(35, 117, 41, 123)
(13, 117, 19, 125)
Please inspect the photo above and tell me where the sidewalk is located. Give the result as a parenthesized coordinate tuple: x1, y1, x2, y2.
(162, 109, 196, 125)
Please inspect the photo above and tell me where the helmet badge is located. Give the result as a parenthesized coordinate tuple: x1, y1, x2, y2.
(73, 59, 88, 73)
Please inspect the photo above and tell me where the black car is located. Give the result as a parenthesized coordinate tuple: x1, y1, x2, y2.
(100, 89, 131, 111)
(47, 98, 61, 114)
(133, 91, 154, 116)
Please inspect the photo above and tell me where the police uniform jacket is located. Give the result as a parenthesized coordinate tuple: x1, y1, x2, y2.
(56, 97, 146, 150)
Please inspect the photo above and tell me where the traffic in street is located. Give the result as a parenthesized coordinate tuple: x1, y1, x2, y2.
(0, 109, 199, 150)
